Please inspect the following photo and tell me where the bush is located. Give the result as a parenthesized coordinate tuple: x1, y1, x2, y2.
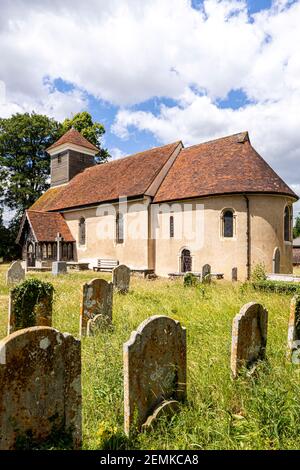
(251, 263, 267, 282)
(183, 273, 199, 287)
(11, 278, 54, 329)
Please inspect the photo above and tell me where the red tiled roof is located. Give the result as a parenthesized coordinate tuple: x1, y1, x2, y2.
(38, 141, 181, 211)
(154, 132, 298, 202)
(26, 210, 75, 242)
(47, 128, 99, 153)
(30, 186, 66, 212)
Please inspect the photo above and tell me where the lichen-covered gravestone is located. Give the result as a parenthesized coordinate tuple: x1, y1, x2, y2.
(6, 261, 25, 286)
(124, 315, 186, 436)
(287, 295, 300, 363)
(202, 264, 211, 283)
(231, 302, 268, 377)
(80, 278, 113, 337)
(112, 264, 131, 293)
(8, 279, 54, 335)
(0, 326, 81, 450)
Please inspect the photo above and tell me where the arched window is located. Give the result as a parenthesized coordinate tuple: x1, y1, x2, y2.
(222, 209, 234, 238)
(181, 249, 192, 272)
(62, 243, 68, 260)
(79, 217, 86, 245)
(116, 212, 124, 244)
(284, 206, 291, 242)
(47, 243, 52, 259)
(53, 243, 57, 260)
(273, 247, 281, 273)
(42, 243, 47, 259)
(170, 215, 174, 238)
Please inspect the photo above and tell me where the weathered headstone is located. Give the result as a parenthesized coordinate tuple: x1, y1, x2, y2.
(287, 295, 300, 363)
(8, 280, 53, 335)
(124, 315, 186, 436)
(6, 261, 25, 286)
(202, 264, 211, 283)
(231, 302, 268, 377)
(80, 278, 113, 337)
(232, 267, 238, 282)
(112, 264, 131, 293)
(0, 326, 81, 450)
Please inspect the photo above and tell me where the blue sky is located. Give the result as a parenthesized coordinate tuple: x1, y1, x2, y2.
(1, 0, 300, 222)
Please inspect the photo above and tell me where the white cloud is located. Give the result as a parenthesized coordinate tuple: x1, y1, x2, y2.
(110, 147, 127, 160)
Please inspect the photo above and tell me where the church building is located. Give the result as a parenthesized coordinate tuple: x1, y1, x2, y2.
(17, 128, 298, 280)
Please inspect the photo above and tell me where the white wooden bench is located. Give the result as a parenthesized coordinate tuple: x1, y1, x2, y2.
(211, 273, 224, 280)
(93, 259, 119, 272)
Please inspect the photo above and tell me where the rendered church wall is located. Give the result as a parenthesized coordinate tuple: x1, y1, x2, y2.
(154, 194, 295, 280)
(62, 199, 151, 270)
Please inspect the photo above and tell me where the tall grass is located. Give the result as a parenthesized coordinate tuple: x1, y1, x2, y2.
(0, 264, 300, 450)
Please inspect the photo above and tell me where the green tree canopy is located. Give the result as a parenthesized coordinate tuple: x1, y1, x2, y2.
(294, 215, 300, 239)
(0, 111, 109, 217)
(0, 112, 61, 215)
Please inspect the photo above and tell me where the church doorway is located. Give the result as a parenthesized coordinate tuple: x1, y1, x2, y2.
(273, 247, 280, 273)
(27, 242, 35, 267)
(181, 249, 192, 272)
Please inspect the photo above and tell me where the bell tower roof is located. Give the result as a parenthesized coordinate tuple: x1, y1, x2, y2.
(47, 128, 99, 155)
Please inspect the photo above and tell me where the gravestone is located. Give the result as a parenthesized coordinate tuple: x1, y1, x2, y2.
(0, 326, 81, 450)
(124, 315, 186, 436)
(6, 261, 25, 286)
(112, 264, 131, 293)
(52, 232, 67, 276)
(287, 295, 300, 363)
(8, 281, 53, 335)
(80, 278, 113, 336)
(232, 267, 238, 282)
(52, 261, 67, 275)
(231, 302, 268, 377)
(202, 264, 211, 283)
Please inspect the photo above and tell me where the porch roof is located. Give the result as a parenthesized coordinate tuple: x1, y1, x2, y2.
(17, 210, 75, 243)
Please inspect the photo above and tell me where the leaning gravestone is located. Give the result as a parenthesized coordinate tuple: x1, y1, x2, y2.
(202, 264, 211, 283)
(8, 279, 53, 335)
(124, 315, 186, 436)
(287, 295, 300, 363)
(80, 278, 113, 336)
(231, 302, 268, 377)
(112, 264, 131, 293)
(6, 261, 25, 286)
(0, 326, 81, 450)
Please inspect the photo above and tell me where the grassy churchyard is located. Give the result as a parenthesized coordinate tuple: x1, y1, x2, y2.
(1, 263, 300, 450)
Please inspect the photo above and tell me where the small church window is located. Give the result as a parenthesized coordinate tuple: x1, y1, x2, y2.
(79, 217, 86, 245)
(223, 209, 234, 238)
(116, 212, 124, 244)
(284, 206, 291, 242)
(170, 215, 174, 238)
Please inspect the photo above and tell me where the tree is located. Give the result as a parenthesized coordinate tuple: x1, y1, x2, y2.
(61, 111, 109, 162)
(293, 215, 300, 239)
(0, 112, 61, 216)
(0, 209, 20, 260)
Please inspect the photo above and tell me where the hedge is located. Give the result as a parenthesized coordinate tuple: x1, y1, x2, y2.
(252, 280, 300, 295)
